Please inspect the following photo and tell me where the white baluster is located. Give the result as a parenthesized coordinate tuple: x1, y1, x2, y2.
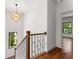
(39, 35, 41, 55)
(45, 35, 47, 52)
(42, 34, 44, 53)
(34, 36, 36, 57)
(31, 36, 33, 57)
(35, 35, 37, 56)
(41, 35, 42, 54)
(36, 35, 38, 55)
(38, 35, 40, 55)
(32, 36, 34, 57)
(41, 35, 43, 53)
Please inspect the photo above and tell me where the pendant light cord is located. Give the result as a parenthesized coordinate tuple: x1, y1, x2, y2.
(15, 4, 18, 14)
(15, 4, 18, 44)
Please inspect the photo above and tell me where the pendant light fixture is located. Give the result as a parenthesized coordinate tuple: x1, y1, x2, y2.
(11, 4, 20, 23)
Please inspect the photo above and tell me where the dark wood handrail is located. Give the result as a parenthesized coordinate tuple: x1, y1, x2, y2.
(16, 35, 27, 49)
(30, 32, 47, 36)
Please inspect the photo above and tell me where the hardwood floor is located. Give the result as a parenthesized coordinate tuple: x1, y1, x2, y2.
(33, 47, 72, 59)
(6, 47, 72, 59)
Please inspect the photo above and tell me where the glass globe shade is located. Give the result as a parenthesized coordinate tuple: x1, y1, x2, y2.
(11, 13, 20, 23)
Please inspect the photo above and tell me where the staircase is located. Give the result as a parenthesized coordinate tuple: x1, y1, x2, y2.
(15, 31, 47, 59)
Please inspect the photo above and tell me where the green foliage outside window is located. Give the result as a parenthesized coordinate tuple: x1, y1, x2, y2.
(63, 22, 72, 34)
(9, 32, 17, 48)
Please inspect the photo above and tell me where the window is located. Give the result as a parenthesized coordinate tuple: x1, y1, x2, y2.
(63, 22, 72, 34)
(9, 32, 17, 48)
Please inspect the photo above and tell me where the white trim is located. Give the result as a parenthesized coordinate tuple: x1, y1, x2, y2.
(62, 10, 73, 18)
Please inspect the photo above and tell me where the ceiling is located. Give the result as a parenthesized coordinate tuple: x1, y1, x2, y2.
(5, 0, 59, 14)
(5, 0, 28, 13)
(6, 0, 44, 14)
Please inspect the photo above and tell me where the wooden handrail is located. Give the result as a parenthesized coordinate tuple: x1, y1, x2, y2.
(16, 35, 27, 49)
(30, 32, 47, 36)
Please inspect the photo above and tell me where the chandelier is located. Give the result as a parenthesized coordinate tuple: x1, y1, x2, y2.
(11, 4, 20, 23)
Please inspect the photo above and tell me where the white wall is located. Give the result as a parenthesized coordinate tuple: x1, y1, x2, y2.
(47, 0, 57, 51)
(16, 39, 26, 59)
(5, 11, 24, 58)
(62, 0, 73, 13)
(56, 1, 62, 48)
(56, 0, 73, 48)
(23, 0, 57, 53)
(23, 0, 47, 36)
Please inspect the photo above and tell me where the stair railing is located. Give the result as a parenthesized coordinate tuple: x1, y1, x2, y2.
(15, 31, 47, 59)
(30, 32, 47, 58)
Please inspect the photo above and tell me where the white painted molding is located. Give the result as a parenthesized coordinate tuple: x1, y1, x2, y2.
(62, 34, 73, 38)
(62, 10, 73, 18)
(57, 0, 63, 3)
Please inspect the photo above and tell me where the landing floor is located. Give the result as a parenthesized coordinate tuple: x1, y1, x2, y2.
(34, 47, 72, 59)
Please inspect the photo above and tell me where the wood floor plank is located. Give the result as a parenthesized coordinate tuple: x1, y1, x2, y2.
(33, 47, 72, 59)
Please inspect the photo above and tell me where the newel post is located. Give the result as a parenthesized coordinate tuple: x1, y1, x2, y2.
(26, 31, 30, 59)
